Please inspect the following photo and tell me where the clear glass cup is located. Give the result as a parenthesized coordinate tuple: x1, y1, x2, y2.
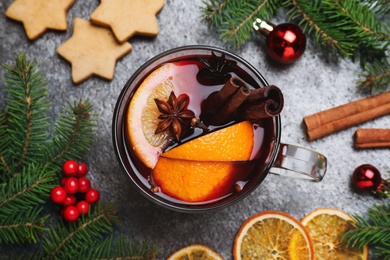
(112, 45, 327, 213)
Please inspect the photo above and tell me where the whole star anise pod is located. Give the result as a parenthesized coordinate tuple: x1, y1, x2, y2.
(197, 52, 237, 85)
(154, 91, 195, 142)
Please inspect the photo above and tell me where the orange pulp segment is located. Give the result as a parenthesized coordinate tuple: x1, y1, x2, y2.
(301, 208, 369, 260)
(153, 157, 243, 202)
(233, 211, 314, 260)
(162, 121, 254, 161)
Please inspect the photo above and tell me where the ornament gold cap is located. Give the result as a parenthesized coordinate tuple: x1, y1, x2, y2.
(253, 18, 274, 37)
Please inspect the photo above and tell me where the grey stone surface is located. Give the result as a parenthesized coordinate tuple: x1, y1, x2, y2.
(1, 0, 389, 259)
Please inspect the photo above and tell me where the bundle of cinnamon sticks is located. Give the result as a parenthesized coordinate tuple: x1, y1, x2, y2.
(200, 76, 284, 125)
(302, 91, 390, 149)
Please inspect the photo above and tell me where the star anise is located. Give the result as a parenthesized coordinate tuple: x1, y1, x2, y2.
(197, 51, 237, 85)
(154, 91, 195, 142)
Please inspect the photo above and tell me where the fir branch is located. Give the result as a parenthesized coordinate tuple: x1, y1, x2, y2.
(362, 0, 390, 16)
(42, 203, 118, 260)
(2, 54, 50, 172)
(288, 0, 359, 58)
(43, 99, 96, 173)
(342, 203, 390, 259)
(358, 58, 390, 94)
(0, 207, 48, 244)
(201, 0, 283, 47)
(0, 111, 11, 176)
(78, 235, 158, 260)
(0, 164, 56, 213)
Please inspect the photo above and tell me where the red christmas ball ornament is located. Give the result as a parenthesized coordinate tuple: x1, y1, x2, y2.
(352, 164, 390, 197)
(253, 18, 306, 64)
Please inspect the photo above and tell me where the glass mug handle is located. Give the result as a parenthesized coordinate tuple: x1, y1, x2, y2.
(269, 143, 327, 181)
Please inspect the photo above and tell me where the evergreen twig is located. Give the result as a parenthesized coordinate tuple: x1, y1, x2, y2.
(201, 0, 283, 47)
(200, 0, 390, 92)
(1, 54, 157, 258)
(342, 203, 390, 259)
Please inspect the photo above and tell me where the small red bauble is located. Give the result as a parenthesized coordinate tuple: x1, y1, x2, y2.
(62, 206, 80, 222)
(77, 163, 88, 177)
(85, 189, 100, 204)
(77, 200, 90, 215)
(50, 186, 67, 204)
(62, 160, 79, 177)
(63, 195, 76, 206)
(253, 18, 306, 64)
(63, 177, 79, 194)
(78, 177, 91, 193)
(352, 164, 382, 191)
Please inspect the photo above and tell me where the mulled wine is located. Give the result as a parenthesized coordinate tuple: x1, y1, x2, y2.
(124, 53, 278, 205)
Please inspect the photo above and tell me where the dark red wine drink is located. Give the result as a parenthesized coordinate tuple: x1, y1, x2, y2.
(113, 46, 327, 213)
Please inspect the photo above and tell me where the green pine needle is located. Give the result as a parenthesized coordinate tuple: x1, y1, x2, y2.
(78, 235, 158, 260)
(0, 207, 49, 244)
(2, 54, 50, 173)
(358, 58, 390, 94)
(342, 203, 390, 259)
(42, 203, 118, 259)
(0, 164, 56, 213)
(201, 0, 283, 47)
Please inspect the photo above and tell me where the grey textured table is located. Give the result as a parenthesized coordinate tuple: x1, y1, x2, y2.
(1, 0, 389, 259)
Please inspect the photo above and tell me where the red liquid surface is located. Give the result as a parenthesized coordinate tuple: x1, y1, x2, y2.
(125, 57, 276, 204)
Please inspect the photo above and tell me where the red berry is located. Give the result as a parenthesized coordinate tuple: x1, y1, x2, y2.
(78, 177, 91, 193)
(63, 195, 76, 206)
(50, 186, 67, 204)
(63, 177, 79, 194)
(62, 206, 80, 222)
(77, 163, 88, 177)
(60, 177, 68, 187)
(77, 200, 90, 215)
(85, 189, 100, 204)
(352, 164, 382, 191)
(62, 160, 79, 177)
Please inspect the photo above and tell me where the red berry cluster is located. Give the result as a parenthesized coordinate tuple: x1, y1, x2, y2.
(50, 160, 100, 222)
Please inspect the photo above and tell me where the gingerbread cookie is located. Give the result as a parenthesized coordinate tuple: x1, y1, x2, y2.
(90, 0, 165, 43)
(57, 18, 132, 84)
(5, 0, 75, 40)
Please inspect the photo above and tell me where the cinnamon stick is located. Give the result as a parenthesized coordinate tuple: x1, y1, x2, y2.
(239, 85, 284, 121)
(303, 91, 390, 141)
(200, 76, 250, 125)
(354, 128, 390, 149)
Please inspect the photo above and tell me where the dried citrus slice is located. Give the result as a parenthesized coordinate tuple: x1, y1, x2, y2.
(233, 211, 314, 260)
(162, 121, 254, 161)
(301, 208, 369, 260)
(167, 244, 223, 260)
(126, 62, 200, 168)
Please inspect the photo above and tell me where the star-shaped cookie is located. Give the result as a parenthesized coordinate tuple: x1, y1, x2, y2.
(57, 18, 132, 84)
(90, 0, 165, 43)
(5, 0, 74, 40)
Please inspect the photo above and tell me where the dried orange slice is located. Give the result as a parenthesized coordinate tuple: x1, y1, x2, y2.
(162, 121, 254, 161)
(301, 208, 369, 260)
(233, 211, 314, 260)
(167, 244, 223, 260)
(126, 62, 200, 168)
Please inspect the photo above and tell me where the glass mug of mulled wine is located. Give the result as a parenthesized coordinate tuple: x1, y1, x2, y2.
(113, 45, 327, 213)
